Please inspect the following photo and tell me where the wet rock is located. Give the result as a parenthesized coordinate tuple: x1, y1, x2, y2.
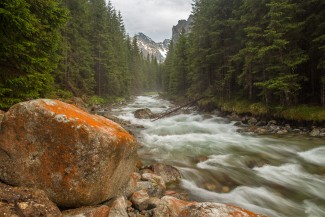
(256, 121, 266, 127)
(193, 155, 209, 164)
(130, 190, 150, 211)
(134, 108, 155, 119)
(227, 113, 241, 121)
(0, 99, 139, 207)
(277, 129, 288, 135)
(292, 128, 302, 134)
(310, 128, 321, 137)
(0, 182, 62, 217)
(267, 120, 277, 126)
(109, 196, 128, 217)
(254, 127, 268, 135)
(153, 196, 266, 217)
(248, 117, 258, 126)
(62, 205, 110, 217)
(151, 163, 182, 184)
(234, 121, 242, 126)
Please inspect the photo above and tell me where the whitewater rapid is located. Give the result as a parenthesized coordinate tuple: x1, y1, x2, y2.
(112, 95, 325, 217)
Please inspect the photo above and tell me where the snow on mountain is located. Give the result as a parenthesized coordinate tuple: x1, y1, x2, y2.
(135, 33, 170, 63)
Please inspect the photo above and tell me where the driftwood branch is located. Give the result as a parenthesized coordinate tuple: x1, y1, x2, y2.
(152, 96, 207, 121)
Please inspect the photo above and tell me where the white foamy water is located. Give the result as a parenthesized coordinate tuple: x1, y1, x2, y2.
(113, 95, 325, 217)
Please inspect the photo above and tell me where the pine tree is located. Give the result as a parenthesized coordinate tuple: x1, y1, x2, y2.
(0, 0, 68, 109)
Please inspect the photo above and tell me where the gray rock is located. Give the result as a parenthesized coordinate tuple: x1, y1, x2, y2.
(134, 108, 155, 119)
(310, 128, 321, 137)
(248, 117, 258, 126)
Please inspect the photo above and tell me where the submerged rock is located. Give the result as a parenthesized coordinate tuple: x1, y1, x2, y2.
(0, 182, 62, 217)
(134, 108, 155, 119)
(0, 99, 139, 208)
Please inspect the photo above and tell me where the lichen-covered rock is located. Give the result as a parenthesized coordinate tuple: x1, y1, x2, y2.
(0, 99, 139, 208)
(62, 205, 110, 217)
(0, 182, 62, 217)
(151, 163, 182, 184)
(153, 196, 266, 217)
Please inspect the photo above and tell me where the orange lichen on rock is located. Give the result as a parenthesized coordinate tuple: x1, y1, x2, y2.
(228, 205, 268, 217)
(40, 99, 135, 144)
(0, 99, 139, 208)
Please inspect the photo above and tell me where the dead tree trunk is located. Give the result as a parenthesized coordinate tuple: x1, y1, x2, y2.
(152, 96, 207, 122)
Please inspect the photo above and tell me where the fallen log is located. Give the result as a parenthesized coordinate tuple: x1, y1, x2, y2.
(152, 96, 206, 122)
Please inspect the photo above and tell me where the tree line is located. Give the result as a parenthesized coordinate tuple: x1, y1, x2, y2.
(162, 0, 325, 108)
(0, 0, 159, 110)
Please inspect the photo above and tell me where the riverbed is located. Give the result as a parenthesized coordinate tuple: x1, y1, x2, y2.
(111, 95, 325, 217)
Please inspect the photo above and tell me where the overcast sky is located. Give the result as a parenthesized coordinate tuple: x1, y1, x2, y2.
(110, 0, 193, 42)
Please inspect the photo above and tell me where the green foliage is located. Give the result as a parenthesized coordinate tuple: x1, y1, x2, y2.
(162, 0, 325, 121)
(0, 0, 68, 110)
(280, 105, 325, 122)
(90, 95, 107, 105)
(0, 0, 158, 110)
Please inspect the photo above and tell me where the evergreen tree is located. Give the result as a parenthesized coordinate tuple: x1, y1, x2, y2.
(0, 0, 67, 109)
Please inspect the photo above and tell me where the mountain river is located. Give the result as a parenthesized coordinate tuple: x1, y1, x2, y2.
(111, 95, 325, 217)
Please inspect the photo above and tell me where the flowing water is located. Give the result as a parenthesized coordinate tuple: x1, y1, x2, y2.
(112, 95, 325, 217)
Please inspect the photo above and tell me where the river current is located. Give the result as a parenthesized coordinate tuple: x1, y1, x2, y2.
(112, 95, 325, 217)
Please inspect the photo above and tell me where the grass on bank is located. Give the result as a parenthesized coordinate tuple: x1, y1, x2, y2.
(198, 97, 325, 122)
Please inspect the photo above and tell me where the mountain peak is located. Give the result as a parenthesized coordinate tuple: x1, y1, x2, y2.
(134, 33, 170, 63)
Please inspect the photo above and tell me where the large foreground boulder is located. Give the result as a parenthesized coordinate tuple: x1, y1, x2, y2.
(0, 99, 139, 208)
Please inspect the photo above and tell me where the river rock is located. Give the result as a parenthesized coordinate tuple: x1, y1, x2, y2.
(151, 163, 182, 184)
(0, 99, 139, 208)
(108, 196, 128, 217)
(153, 196, 266, 217)
(0, 182, 62, 217)
(141, 173, 166, 189)
(134, 108, 155, 119)
(130, 189, 150, 211)
(248, 117, 258, 126)
(62, 205, 110, 217)
(310, 128, 321, 137)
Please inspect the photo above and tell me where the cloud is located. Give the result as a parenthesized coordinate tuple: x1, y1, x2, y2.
(109, 0, 192, 42)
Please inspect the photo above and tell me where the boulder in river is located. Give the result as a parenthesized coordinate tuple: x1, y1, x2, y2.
(0, 99, 139, 208)
(134, 108, 155, 119)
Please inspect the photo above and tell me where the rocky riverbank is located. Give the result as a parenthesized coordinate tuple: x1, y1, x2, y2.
(0, 99, 266, 216)
(222, 112, 325, 137)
